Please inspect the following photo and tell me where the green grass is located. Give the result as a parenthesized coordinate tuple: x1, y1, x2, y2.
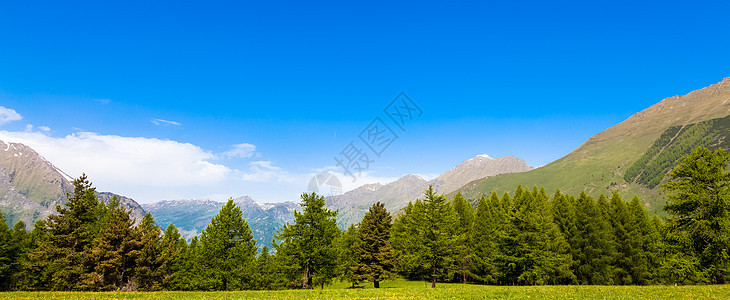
(3, 279, 730, 299)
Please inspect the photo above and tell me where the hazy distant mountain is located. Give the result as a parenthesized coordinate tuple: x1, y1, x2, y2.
(143, 196, 299, 246)
(0, 140, 145, 227)
(457, 77, 730, 214)
(326, 155, 533, 227)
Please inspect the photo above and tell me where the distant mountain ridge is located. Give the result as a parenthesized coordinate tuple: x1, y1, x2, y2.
(0, 139, 145, 227)
(143, 197, 299, 246)
(456, 77, 730, 214)
(326, 154, 533, 227)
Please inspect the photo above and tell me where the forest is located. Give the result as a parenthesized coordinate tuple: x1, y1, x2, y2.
(0, 146, 728, 291)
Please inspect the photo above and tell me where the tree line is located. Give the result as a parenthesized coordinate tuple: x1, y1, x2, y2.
(0, 146, 728, 291)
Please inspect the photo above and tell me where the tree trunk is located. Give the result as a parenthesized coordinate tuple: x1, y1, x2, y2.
(302, 266, 309, 289)
(462, 270, 467, 284)
(432, 265, 437, 288)
(307, 276, 313, 289)
(374, 280, 379, 288)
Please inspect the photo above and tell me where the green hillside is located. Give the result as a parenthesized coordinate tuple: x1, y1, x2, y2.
(455, 77, 730, 215)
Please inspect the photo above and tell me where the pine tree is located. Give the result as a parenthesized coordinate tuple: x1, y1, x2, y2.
(199, 198, 258, 290)
(452, 191, 474, 283)
(158, 223, 186, 290)
(7, 221, 31, 290)
(175, 236, 202, 290)
(573, 191, 615, 284)
(663, 146, 730, 284)
(25, 174, 101, 290)
(0, 210, 12, 291)
(625, 196, 660, 284)
(336, 224, 361, 287)
(80, 196, 139, 291)
(607, 191, 632, 284)
(133, 212, 162, 290)
(252, 245, 278, 290)
(392, 185, 459, 288)
(353, 202, 394, 288)
(472, 192, 501, 283)
(274, 192, 339, 289)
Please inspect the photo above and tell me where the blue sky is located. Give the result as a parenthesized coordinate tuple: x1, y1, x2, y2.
(0, 0, 728, 203)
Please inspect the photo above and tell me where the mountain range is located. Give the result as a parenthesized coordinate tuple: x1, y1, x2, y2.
(1, 77, 728, 246)
(0, 140, 145, 227)
(455, 77, 730, 215)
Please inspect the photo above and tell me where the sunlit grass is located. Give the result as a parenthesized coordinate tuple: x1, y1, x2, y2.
(2, 279, 729, 299)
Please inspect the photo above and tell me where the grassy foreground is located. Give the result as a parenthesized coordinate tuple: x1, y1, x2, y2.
(2, 279, 729, 299)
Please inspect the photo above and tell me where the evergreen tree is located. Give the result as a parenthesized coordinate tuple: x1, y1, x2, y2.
(663, 146, 730, 284)
(80, 196, 139, 291)
(252, 245, 278, 290)
(175, 236, 202, 290)
(0, 210, 12, 290)
(274, 192, 339, 289)
(158, 223, 186, 290)
(133, 212, 162, 291)
(573, 191, 615, 284)
(336, 224, 361, 287)
(199, 198, 258, 290)
(7, 221, 31, 290)
(392, 185, 459, 288)
(26, 174, 101, 290)
(391, 200, 428, 280)
(452, 192, 474, 283)
(607, 191, 632, 284)
(353, 202, 394, 288)
(625, 196, 660, 284)
(472, 192, 501, 283)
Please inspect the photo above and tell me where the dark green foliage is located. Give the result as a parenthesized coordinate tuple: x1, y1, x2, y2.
(353, 202, 394, 288)
(625, 115, 730, 188)
(452, 192, 474, 284)
(572, 191, 616, 284)
(198, 198, 258, 290)
(495, 186, 573, 285)
(133, 212, 162, 291)
(663, 146, 730, 284)
(335, 224, 360, 286)
(25, 174, 100, 290)
(471, 192, 502, 283)
(79, 196, 139, 291)
(0, 210, 12, 290)
(274, 192, 339, 289)
(392, 185, 460, 288)
(158, 223, 186, 290)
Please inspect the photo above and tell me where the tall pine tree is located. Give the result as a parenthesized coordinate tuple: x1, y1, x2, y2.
(199, 198, 258, 290)
(274, 192, 339, 289)
(353, 202, 394, 288)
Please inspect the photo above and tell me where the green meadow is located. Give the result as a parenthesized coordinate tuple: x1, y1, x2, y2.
(2, 280, 729, 299)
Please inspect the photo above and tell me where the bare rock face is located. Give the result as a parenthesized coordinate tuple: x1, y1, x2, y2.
(0, 139, 145, 228)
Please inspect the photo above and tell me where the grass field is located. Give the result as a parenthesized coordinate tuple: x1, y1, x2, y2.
(2, 279, 729, 299)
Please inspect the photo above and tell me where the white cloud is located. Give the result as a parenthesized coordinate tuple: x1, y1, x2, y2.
(307, 167, 401, 193)
(0, 106, 22, 125)
(225, 143, 257, 158)
(0, 130, 231, 202)
(38, 126, 51, 132)
(241, 160, 292, 183)
(151, 119, 181, 126)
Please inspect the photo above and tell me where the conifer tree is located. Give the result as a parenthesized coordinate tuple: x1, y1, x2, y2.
(626, 196, 660, 284)
(158, 223, 186, 290)
(26, 174, 100, 290)
(607, 191, 632, 284)
(336, 224, 361, 286)
(199, 198, 258, 290)
(274, 192, 339, 289)
(80, 196, 139, 291)
(0, 210, 12, 291)
(663, 146, 730, 284)
(472, 192, 501, 283)
(391, 200, 428, 280)
(392, 185, 459, 288)
(573, 191, 615, 284)
(452, 192, 474, 283)
(353, 202, 394, 288)
(176, 236, 202, 290)
(133, 212, 162, 290)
